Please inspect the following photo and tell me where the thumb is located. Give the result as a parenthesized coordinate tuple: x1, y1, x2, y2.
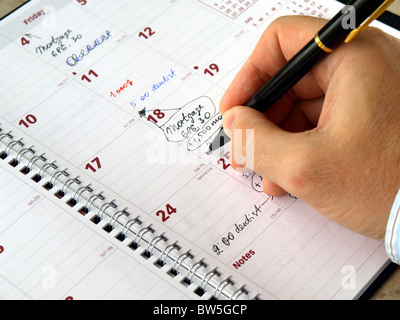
(223, 106, 317, 196)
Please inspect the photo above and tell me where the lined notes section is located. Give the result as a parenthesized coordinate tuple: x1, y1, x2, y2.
(218, 200, 387, 300)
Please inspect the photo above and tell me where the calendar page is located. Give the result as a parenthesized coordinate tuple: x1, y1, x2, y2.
(0, 159, 196, 300)
(0, 0, 398, 300)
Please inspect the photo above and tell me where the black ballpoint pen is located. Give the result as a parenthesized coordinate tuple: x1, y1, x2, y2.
(208, 0, 394, 152)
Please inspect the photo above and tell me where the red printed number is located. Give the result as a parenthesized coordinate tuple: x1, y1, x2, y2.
(204, 63, 219, 77)
(76, 0, 87, 5)
(81, 69, 98, 83)
(19, 114, 37, 128)
(21, 37, 30, 46)
(156, 204, 177, 223)
(85, 157, 101, 172)
(138, 27, 155, 39)
(147, 109, 165, 124)
(217, 158, 230, 170)
(0, 246, 4, 254)
(217, 152, 231, 170)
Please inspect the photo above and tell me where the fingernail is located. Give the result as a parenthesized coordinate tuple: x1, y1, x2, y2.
(223, 110, 235, 139)
(229, 155, 250, 174)
(234, 166, 252, 174)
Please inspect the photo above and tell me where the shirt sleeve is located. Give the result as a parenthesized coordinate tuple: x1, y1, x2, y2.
(385, 189, 400, 264)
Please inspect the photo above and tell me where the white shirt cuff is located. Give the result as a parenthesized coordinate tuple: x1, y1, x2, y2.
(385, 188, 400, 264)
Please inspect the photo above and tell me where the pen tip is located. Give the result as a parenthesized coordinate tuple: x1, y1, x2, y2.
(208, 128, 231, 152)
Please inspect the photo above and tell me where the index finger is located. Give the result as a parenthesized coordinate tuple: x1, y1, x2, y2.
(220, 16, 329, 115)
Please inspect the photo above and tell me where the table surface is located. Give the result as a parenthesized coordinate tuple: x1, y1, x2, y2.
(1, 0, 400, 301)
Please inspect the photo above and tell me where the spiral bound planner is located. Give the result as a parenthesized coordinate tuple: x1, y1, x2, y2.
(0, 129, 250, 300)
(1, 0, 400, 300)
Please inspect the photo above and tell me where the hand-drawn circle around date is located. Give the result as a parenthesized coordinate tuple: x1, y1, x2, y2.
(0, 246, 4, 254)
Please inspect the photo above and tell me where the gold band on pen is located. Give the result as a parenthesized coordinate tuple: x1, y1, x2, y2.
(314, 34, 334, 53)
(345, 0, 395, 43)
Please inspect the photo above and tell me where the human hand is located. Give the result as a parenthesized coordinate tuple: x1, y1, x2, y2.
(221, 16, 400, 240)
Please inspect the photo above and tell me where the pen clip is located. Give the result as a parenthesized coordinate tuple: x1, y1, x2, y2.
(345, 0, 395, 44)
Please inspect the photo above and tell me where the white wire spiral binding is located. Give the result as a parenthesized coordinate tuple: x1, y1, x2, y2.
(49, 169, 69, 187)
(73, 185, 92, 203)
(85, 193, 104, 212)
(0, 127, 253, 300)
(15, 147, 34, 163)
